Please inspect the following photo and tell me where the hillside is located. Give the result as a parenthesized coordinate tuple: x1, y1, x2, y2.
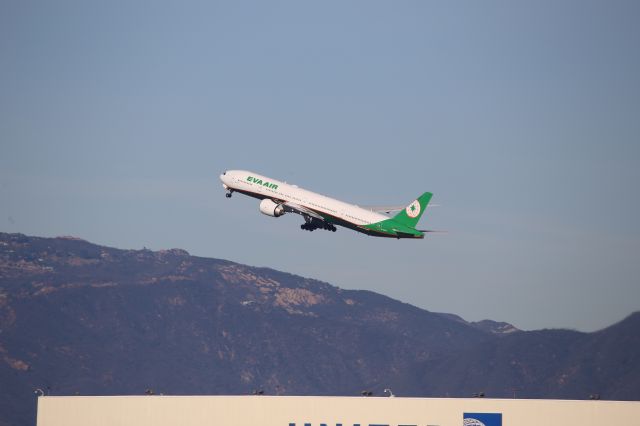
(0, 232, 638, 425)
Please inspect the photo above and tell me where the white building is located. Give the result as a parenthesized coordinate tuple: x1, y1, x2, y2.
(36, 395, 640, 426)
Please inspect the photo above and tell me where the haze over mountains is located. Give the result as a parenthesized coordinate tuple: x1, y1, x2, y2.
(0, 232, 638, 426)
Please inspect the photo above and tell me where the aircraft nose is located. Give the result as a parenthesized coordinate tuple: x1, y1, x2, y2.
(220, 171, 233, 187)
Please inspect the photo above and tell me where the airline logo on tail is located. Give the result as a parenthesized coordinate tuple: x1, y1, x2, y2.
(406, 200, 421, 218)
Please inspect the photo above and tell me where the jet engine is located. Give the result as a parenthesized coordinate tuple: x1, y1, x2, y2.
(259, 199, 285, 217)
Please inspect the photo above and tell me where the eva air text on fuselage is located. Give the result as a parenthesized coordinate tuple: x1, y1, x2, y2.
(247, 176, 279, 190)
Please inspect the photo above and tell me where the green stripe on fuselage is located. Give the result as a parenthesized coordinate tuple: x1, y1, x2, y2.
(362, 218, 424, 238)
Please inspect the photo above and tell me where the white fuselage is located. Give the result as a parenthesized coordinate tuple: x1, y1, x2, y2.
(219, 170, 389, 227)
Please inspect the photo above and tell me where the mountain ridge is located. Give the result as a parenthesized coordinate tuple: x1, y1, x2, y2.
(0, 232, 638, 425)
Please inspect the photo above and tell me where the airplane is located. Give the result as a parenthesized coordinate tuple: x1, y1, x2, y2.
(219, 170, 435, 239)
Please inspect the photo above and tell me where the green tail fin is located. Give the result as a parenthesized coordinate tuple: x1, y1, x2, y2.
(392, 192, 433, 228)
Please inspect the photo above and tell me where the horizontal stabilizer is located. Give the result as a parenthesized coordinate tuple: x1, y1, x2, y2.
(418, 229, 448, 234)
(363, 203, 440, 214)
(395, 231, 421, 238)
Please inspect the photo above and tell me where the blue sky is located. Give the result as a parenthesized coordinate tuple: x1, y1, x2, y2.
(1, 1, 639, 331)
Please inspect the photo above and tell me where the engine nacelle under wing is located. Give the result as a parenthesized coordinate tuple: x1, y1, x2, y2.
(259, 199, 285, 217)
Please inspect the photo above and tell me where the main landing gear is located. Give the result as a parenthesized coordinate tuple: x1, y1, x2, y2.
(300, 222, 337, 232)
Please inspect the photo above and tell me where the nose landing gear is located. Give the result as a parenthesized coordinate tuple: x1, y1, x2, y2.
(225, 190, 233, 198)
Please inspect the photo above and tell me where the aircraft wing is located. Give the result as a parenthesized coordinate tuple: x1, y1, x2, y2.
(282, 201, 325, 221)
(361, 205, 406, 214)
(362, 204, 440, 214)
